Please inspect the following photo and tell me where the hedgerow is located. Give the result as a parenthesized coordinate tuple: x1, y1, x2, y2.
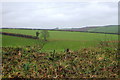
(2, 46, 119, 78)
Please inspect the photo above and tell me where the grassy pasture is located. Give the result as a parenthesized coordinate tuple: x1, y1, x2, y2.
(2, 35, 42, 47)
(1, 29, 119, 52)
(2, 29, 37, 36)
(88, 25, 118, 33)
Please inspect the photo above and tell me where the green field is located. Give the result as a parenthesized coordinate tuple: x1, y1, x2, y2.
(2, 29, 37, 36)
(1, 29, 119, 52)
(88, 25, 118, 33)
(2, 35, 42, 47)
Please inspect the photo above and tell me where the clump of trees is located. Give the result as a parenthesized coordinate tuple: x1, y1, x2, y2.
(40, 30, 49, 41)
(36, 30, 49, 41)
(35, 30, 49, 49)
(36, 32, 40, 38)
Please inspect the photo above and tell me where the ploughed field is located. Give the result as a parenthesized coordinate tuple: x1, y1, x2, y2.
(1, 29, 119, 52)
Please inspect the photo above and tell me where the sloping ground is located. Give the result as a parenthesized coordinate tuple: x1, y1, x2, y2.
(2, 35, 42, 47)
(0, 32, 38, 39)
(1, 30, 118, 51)
(1, 29, 37, 36)
(60, 27, 98, 32)
(88, 25, 118, 33)
(59, 25, 119, 34)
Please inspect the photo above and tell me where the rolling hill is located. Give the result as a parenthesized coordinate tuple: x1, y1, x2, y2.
(88, 25, 119, 33)
(60, 25, 119, 34)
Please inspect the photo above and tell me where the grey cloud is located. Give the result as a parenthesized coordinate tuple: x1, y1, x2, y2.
(0, 3, 2, 26)
(2, 2, 118, 29)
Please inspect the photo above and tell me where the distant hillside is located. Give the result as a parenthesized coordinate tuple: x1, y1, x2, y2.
(69, 27, 98, 32)
(1, 25, 119, 34)
(60, 27, 98, 32)
(88, 25, 119, 33)
(60, 25, 119, 34)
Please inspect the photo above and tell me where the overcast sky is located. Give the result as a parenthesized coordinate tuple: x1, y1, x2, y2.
(1, 2, 118, 29)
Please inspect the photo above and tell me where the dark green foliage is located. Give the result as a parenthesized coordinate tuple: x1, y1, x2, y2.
(36, 32, 40, 38)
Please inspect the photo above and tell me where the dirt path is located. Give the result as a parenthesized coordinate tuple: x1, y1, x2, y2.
(0, 32, 39, 39)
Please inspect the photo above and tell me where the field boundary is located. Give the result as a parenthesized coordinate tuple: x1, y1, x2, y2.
(1, 28, 119, 35)
(0, 32, 38, 39)
(52, 30, 120, 35)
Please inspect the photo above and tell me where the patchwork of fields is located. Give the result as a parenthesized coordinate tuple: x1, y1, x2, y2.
(1, 29, 119, 52)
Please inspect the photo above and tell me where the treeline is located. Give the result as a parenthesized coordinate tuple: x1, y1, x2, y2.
(1, 28, 120, 35)
(0, 32, 38, 39)
(51, 30, 120, 35)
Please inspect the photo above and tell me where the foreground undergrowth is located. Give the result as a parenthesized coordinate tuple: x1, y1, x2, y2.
(2, 46, 119, 78)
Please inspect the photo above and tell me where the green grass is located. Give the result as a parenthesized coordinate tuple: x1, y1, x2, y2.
(42, 31, 118, 52)
(88, 25, 118, 33)
(1, 29, 119, 52)
(42, 41, 97, 52)
(2, 35, 41, 47)
(1, 29, 38, 36)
